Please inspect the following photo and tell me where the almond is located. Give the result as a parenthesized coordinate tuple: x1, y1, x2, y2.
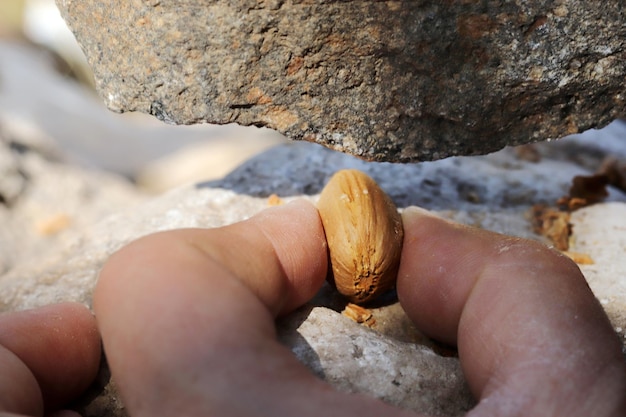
(317, 169, 403, 304)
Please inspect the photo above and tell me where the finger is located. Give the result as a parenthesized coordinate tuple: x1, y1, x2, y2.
(0, 344, 41, 416)
(96, 200, 416, 416)
(184, 199, 331, 316)
(397, 207, 626, 416)
(97, 199, 328, 320)
(0, 303, 101, 415)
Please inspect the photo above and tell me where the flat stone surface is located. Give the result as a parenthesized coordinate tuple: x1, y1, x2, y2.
(279, 306, 474, 416)
(57, 0, 626, 161)
(1, 123, 626, 415)
(0, 120, 146, 278)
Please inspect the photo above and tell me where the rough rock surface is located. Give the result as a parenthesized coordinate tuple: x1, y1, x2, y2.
(57, 0, 626, 161)
(1, 120, 626, 416)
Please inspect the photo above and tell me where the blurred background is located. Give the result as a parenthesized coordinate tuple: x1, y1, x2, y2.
(0, 0, 288, 193)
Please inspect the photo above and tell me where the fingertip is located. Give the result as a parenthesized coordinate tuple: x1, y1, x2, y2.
(0, 344, 42, 416)
(401, 205, 442, 221)
(96, 199, 329, 321)
(397, 207, 485, 344)
(35, 303, 101, 412)
(0, 303, 101, 414)
(248, 199, 329, 314)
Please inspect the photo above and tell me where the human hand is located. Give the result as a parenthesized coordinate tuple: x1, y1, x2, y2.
(0, 303, 100, 417)
(1, 200, 624, 416)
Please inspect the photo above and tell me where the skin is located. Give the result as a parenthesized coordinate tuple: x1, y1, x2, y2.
(0, 303, 100, 417)
(0, 200, 624, 416)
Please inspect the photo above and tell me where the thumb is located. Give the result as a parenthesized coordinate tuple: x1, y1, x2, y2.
(397, 207, 626, 416)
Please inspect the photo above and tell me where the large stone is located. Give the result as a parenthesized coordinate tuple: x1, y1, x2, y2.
(57, 0, 626, 161)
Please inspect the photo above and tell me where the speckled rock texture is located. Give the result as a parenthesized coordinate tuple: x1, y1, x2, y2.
(57, 0, 626, 161)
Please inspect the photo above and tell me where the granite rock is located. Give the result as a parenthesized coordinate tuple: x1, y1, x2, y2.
(57, 0, 626, 161)
(279, 306, 475, 416)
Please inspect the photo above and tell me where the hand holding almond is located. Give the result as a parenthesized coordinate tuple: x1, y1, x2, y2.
(0, 189, 623, 416)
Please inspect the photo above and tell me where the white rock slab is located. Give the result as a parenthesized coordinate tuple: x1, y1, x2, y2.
(1, 133, 625, 416)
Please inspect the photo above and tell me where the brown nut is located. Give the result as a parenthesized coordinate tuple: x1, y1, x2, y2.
(317, 169, 403, 304)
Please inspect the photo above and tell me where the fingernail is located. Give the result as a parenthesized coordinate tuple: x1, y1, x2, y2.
(401, 206, 439, 221)
(256, 198, 315, 221)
